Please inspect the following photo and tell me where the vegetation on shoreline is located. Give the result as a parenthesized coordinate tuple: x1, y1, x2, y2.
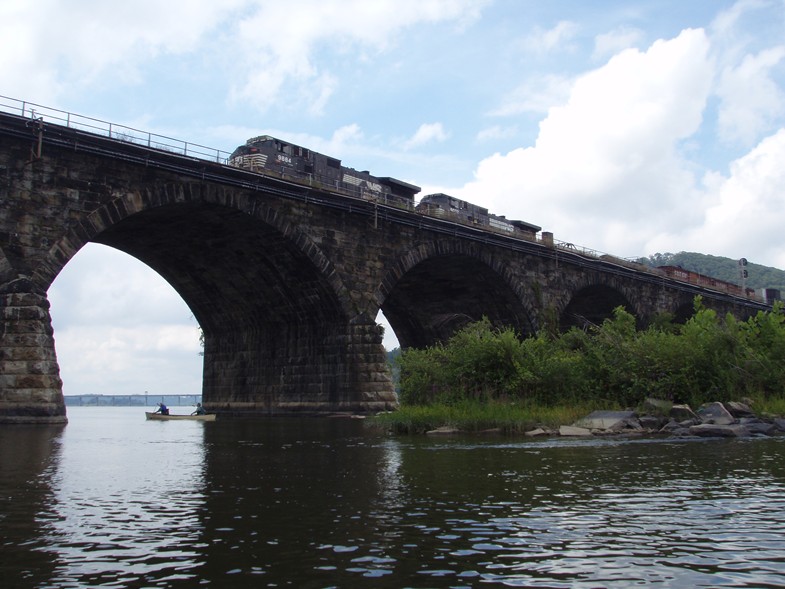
(374, 298, 785, 434)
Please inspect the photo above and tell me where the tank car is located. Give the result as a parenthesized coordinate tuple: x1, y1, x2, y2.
(229, 135, 419, 206)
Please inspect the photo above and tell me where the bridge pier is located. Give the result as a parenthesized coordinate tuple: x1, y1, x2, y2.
(202, 317, 397, 415)
(0, 279, 67, 424)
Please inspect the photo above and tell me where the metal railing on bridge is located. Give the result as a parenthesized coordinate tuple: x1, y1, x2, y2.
(0, 94, 232, 163)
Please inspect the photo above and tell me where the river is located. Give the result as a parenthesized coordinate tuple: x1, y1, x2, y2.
(2, 406, 785, 588)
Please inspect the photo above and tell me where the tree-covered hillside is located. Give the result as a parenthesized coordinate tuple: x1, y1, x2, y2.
(635, 252, 785, 293)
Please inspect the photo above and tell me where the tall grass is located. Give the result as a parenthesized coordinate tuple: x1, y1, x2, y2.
(370, 399, 618, 435)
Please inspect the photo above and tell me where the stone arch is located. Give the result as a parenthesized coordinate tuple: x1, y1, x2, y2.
(558, 274, 640, 331)
(26, 182, 390, 414)
(31, 183, 354, 319)
(376, 239, 538, 349)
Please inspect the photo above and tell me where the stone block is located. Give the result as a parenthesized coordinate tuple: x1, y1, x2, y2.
(696, 402, 735, 425)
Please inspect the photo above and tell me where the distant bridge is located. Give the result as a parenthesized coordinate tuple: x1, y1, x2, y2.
(0, 98, 770, 423)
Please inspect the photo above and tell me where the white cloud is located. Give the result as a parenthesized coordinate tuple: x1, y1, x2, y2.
(716, 46, 785, 146)
(48, 245, 203, 395)
(228, 0, 488, 113)
(403, 123, 449, 149)
(53, 323, 203, 396)
(593, 26, 645, 61)
(0, 0, 241, 103)
(476, 125, 518, 142)
(489, 74, 574, 116)
(1, 0, 488, 115)
(520, 20, 579, 54)
(650, 128, 785, 267)
(457, 28, 714, 257)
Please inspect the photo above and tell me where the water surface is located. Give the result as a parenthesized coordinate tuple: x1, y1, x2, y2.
(2, 406, 785, 588)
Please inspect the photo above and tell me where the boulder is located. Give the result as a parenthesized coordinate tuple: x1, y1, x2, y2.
(725, 401, 755, 418)
(689, 423, 750, 437)
(559, 425, 592, 437)
(773, 418, 785, 433)
(696, 402, 735, 425)
(525, 427, 549, 437)
(739, 419, 777, 436)
(670, 404, 698, 421)
(638, 415, 666, 431)
(574, 410, 638, 431)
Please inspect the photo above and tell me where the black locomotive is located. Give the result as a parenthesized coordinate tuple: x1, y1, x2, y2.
(229, 135, 420, 206)
(229, 135, 541, 240)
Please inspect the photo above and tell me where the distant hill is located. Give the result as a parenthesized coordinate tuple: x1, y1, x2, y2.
(635, 252, 785, 293)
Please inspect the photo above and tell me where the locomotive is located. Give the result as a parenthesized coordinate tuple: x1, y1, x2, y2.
(415, 193, 541, 240)
(228, 135, 542, 240)
(228, 135, 420, 206)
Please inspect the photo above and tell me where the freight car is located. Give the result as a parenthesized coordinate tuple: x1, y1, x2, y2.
(657, 265, 757, 298)
(415, 193, 541, 240)
(229, 135, 420, 206)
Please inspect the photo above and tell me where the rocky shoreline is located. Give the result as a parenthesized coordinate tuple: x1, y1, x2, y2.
(535, 399, 785, 439)
(425, 399, 785, 439)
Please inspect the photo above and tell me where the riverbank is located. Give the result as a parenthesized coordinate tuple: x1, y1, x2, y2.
(370, 397, 785, 439)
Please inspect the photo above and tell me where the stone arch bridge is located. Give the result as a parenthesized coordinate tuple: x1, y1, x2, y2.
(0, 109, 769, 423)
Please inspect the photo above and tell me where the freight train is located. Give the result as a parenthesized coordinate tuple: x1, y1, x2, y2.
(415, 193, 541, 240)
(657, 265, 760, 299)
(228, 135, 420, 206)
(228, 135, 542, 240)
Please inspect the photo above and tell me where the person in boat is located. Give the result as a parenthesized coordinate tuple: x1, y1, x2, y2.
(192, 402, 206, 416)
(154, 402, 169, 415)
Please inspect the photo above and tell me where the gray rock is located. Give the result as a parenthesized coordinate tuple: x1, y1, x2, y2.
(559, 425, 593, 437)
(574, 410, 637, 430)
(689, 423, 749, 437)
(426, 426, 460, 435)
(696, 402, 735, 425)
(726, 401, 755, 418)
(639, 415, 666, 430)
(659, 419, 681, 432)
(740, 420, 777, 436)
(670, 404, 698, 421)
(659, 420, 692, 436)
(525, 427, 549, 437)
(774, 418, 785, 433)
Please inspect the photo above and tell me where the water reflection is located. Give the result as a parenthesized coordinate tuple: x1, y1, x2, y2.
(33, 408, 207, 588)
(3, 409, 785, 588)
(0, 423, 64, 585)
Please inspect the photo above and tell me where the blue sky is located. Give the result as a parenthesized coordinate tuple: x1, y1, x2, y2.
(3, 0, 785, 396)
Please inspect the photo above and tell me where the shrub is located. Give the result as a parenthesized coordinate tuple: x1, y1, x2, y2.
(395, 300, 785, 410)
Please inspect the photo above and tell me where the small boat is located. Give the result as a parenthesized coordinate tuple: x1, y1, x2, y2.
(145, 412, 216, 421)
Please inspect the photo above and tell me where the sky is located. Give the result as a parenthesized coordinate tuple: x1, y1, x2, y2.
(3, 0, 785, 396)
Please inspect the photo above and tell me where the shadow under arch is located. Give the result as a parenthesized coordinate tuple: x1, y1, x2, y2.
(41, 190, 371, 413)
(559, 283, 637, 331)
(377, 240, 537, 349)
